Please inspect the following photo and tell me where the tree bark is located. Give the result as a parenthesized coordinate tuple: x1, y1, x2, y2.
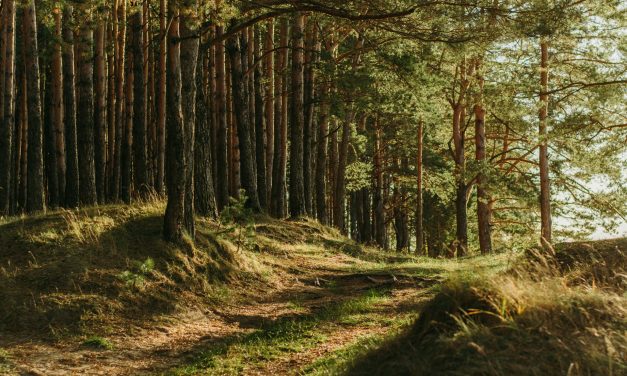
(0, 0, 16, 215)
(315, 82, 330, 224)
(155, 0, 167, 194)
(264, 19, 275, 204)
(373, 116, 385, 249)
(63, 5, 79, 208)
(50, 3, 66, 207)
(195, 49, 218, 218)
(289, 13, 306, 218)
(226, 31, 261, 211)
(77, 19, 97, 206)
(163, 8, 186, 243)
(334, 115, 352, 232)
(215, 26, 229, 211)
(181, 18, 199, 237)
(94, 21, 107, 204)
(254, 26, 268, 211)
(23, 0, 45, 213)
(112, 0, 127, 201)
(131, 10, 148, 198)
(270, 19, 289, 218)
(474, 60, 492, 254)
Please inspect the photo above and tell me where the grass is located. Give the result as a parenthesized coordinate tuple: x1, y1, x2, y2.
(166, 289, 399, 375)
(82, 336, 114, 350)
(303, 239, 627, 376)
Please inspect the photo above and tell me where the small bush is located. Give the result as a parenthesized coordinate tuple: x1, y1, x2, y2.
(82, 336, 114, 350)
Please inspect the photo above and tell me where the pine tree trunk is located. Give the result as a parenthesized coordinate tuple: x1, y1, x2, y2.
(271, 19, 289, 218)
(289, 13, 306, 218)
(195, 49, 218, 218)
(264, 20, 275, 204)
(215, 26, 230, 211)
(416, 121, 424, 254)
(63, 5, 79, 208)
(23, 0, 45, 213)
(77, 20, 97, 206)
(155, 0, 167, 194)
(303, 22, 317, 215)
(315, 82, 329, 224)
(0, 0, 16, 215)
(181, 19, 199, 237)
(113, 0, 127, 201)
(474, 60, 492, 254)
(44, 68, 59, 208)
(373, 116, 385, 248)
(254, 27, 268, 211)
(539, 39, 552, 245)
(163, 8, 186, 243)
(226, 31, 261, 211)
(51, 4, 65, 206)
(131, 10, 148, 198)
(94, 21, 107, 204)
(334, 116, 351, 232)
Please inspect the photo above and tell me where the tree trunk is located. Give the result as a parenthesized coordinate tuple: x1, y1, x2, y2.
(539, 39, 552, 245)
(120, 23, 133, 204)
(49, 3, 66, 207)
(181, 19, 199, 237)
(315, 82, 329, 224)
(63, 5, 79, 208)
(23, 0, 45, 213)
(373, 116, 385, 248)
(226, 31, 261, 211)
(113, 0, 127, 201)
(94, 21, 106, 204)
(44, 67, 59, 208)
(163, 8, 186, 243)
(214, 27, 229, 211)
(155, 0, 167, 194)
(289, 13, 306, 218)
(254, 26, 268, 211)
(271, 19, 289, 218)
(303, 22, 317, 215)
(416, 120, 424, 254)
(195, 49, 218, 218)
(0, 0, 16, 215)
(334, 115, 352, 232)
(77, 19, 97, 206)
(130, 10, 148, 198)
(264, 19, 275, 204)
(474, 60, 492, 254)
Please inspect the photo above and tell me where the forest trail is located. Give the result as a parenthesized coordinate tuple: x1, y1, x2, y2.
(2, 243, 434, 376)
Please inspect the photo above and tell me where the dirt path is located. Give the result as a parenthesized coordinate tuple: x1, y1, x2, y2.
(1, 251, 431, 376)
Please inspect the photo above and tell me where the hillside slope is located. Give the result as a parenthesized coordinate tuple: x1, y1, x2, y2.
(0, 203, 624, 375)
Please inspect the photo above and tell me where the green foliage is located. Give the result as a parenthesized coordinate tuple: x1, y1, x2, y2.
(117, 257, 155, 288)
(82, 336, 114, 350)
(219, 190, 257, 252)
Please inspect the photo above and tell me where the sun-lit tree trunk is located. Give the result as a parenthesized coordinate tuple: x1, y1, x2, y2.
(0, 0, 16, 215)
(539, 38, 552, 245)
(474, 59, 492, 254)
(163, 7, 186, 243)
(254, 26, 268, 211)
(63, 5, 79, 208)
(23, 0, 45, 213)
(303, 21, 317, 215)
(289, 13, 307, 218)
(181, 17, 199, 237)
(106, 17, 116, 200)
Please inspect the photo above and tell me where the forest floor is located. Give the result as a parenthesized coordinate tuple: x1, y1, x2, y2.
(0, 202, 624, 375)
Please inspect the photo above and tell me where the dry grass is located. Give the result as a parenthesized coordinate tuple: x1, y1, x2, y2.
(327, 239, 627, 376)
